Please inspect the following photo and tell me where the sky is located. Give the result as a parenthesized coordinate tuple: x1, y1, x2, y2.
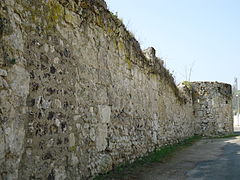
(105, 0, 240, 85)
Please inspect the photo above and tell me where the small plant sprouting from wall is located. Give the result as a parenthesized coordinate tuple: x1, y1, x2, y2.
(182, 81, 192, 89)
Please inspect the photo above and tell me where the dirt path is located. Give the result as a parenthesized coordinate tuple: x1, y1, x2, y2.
(106, 132, 240, 180)
(127, 134, 240, 180)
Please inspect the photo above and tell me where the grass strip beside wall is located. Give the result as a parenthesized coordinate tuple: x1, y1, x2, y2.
(94, 135, 202, 180)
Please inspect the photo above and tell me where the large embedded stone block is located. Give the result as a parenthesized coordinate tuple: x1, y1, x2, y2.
(69, 133, 76, 148)
(98, 105, 111, 124)
(8, 65, 29, 100)
(96, 124, 108, 151)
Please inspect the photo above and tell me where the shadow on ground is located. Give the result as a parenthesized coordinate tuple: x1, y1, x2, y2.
(101, 132, 240, 180)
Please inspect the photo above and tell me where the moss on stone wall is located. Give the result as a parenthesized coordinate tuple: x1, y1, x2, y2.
(46, 0, 64, 25)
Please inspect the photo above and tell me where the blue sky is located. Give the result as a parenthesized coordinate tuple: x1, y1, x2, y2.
(105, 0, 240, 85)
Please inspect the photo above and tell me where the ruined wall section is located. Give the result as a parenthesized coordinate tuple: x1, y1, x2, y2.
(0, 0, 196, 179)
(0, 0, 234, 179)
(192, 82, 233, 136)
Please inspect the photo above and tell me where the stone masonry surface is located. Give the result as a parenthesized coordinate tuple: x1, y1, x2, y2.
(191, 82, 233, 136)
(0, 0, 233, 179)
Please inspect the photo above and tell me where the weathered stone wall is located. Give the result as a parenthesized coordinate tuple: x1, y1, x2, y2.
(192, 82, 233, 136)
(0, 0, 233, 179)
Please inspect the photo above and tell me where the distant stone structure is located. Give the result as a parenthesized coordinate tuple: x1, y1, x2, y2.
(191, 82, 233, 136)
(0, 0, 233, 179)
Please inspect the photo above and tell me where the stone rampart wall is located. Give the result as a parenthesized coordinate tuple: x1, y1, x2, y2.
(0, 0, 233, 179)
